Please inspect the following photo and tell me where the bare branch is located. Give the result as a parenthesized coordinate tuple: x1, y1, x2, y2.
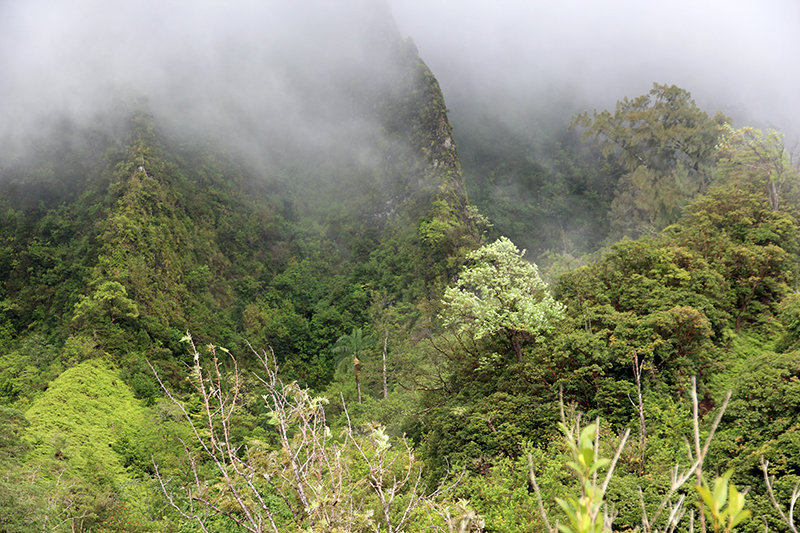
(761, 457, 800, 533)
(529, 455, 554, 533)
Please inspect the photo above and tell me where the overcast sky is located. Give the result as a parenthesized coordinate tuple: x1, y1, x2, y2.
(388, 0, 800, 137)
(0, 0, 407, 169)
(1, 0, 798, 149)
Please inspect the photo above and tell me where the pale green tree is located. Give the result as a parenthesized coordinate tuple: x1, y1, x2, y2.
(717, 125, 798, 212)
(440, 237, 565, 362)
(72, 281, 139, 327)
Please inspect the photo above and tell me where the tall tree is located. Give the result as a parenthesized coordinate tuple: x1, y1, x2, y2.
(573, 84, 729, 236)
(717, 125, 799, 212)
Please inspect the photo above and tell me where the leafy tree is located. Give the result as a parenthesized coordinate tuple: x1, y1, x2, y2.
(551, 238, 729, 425)
(441, 236, 565, 362)
(573, 84, 729, 236)
(717, 126, 799, 212)
(666, 184, 796, 332)
(72, 280, 139, 327)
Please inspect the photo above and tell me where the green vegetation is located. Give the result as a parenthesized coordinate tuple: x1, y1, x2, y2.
(573, 84, 729, 238)
(1, 23, 799, 531)
(441, 237, 564, 362)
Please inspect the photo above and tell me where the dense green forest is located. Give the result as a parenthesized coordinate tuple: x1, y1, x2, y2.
(2, 10, 800, 533)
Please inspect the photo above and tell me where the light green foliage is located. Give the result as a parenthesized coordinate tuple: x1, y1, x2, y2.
(451, 452, 551, 533)
(0, 407, 40, 533)
(153, 338, 468, 533)
(696, 470, 751, 533)
(332, 327, 376, 363)
(72, 280, 139, 326)
(555, 425, 607, 533)
(548, 420, 627, 533)
(24, 359, 146, 476)
(441, 236, 565, 361)
(717, 126, 799, 212)
(20, 359, 155, 531)
(0, 349, 42, 407)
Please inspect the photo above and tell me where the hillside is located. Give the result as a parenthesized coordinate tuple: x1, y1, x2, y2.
(2, 3, 800, 533)
(0, 18, 480, 401)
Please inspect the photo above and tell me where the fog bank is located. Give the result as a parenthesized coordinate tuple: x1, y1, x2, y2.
(0, 0, 404, 169)
(388, 0, 800, 138)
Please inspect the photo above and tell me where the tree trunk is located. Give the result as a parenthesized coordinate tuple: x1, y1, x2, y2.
(354, 356, 362, 404)
(381, 329, 388, 399)
(511, 333, 523, 363)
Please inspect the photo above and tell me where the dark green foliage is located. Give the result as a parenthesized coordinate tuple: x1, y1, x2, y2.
(551, 168, 798, 418)
(553, 239, 725, 418)
(0, 26, 492, 527)
(697, 345, 800, 533)
(722, 350, 800, 451)
(776, 293, 800, 352)
(0, 470, 44, 533)
(413, 116, 800, 497)
(573, 83, 730, 238)
(0, 56, 474, 394)
(2, 26, 800, 528)
(454, 109, 620, 262)
(666, 182, 796, 331)
(413, 327, 561, 482)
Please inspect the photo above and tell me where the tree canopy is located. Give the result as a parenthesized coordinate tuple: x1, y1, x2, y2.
(717, 125, 800, 212)
(573, 83, 729, 236)
(440, 236, 565, 362)
(3, 72, 800, 533)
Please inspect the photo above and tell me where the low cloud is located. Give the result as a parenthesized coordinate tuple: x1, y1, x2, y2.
(388, 0, 800, 137)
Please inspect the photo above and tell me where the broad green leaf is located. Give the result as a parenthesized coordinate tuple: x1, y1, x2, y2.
(697, 484, 716, 513)
(730, 510, 751, 528)
(713, 470, 732, 510)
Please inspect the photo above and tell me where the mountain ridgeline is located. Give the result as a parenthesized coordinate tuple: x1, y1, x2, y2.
(0, 10, 479, 398)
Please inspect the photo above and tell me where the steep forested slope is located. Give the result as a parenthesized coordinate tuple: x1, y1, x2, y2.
(2, 2, 800, 530)
(412, 112, 800, 532)
(0, 28, 481, 404)
(0, 4, 489, 527)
